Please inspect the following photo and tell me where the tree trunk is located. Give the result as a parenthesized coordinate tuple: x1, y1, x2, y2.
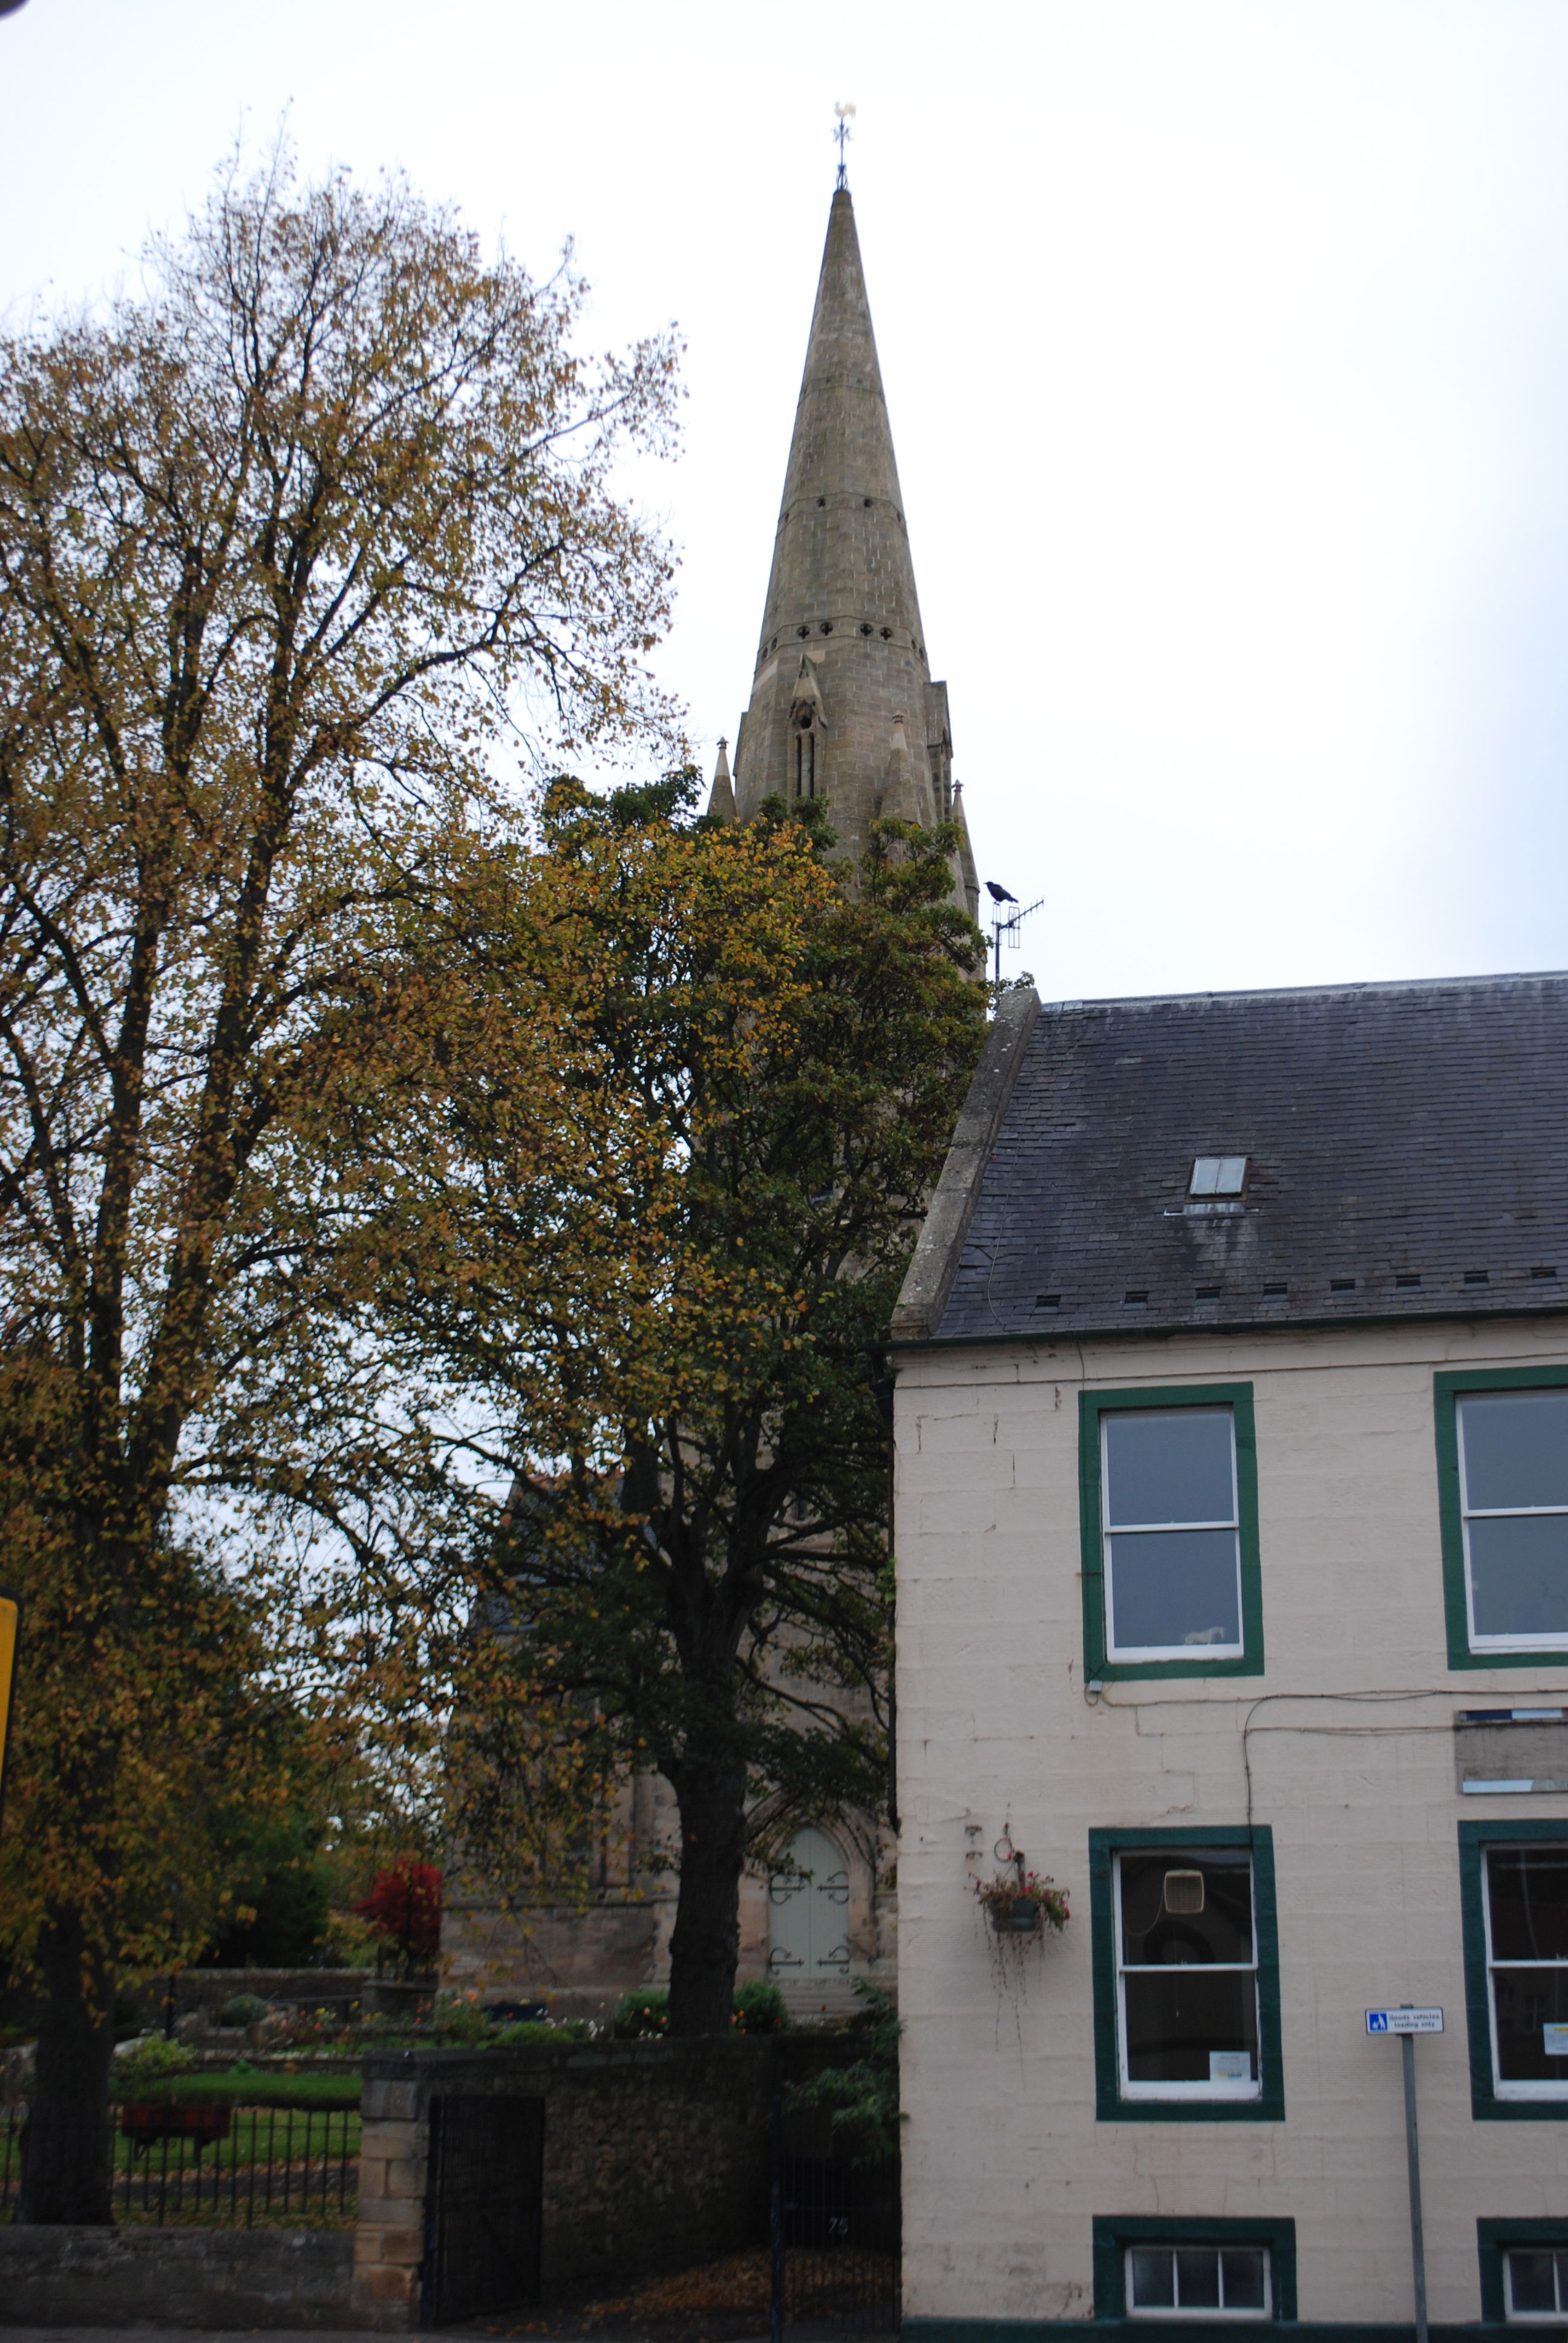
(19, 1904, 115, 2224)
(666, 1757, 748, 2036)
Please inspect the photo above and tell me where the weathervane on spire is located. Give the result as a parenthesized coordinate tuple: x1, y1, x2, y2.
(834, 102, 856, 189)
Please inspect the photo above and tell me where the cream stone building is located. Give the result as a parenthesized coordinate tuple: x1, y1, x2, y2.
(445, 172, 966, 2022)
(892, 974, 1568, 2335)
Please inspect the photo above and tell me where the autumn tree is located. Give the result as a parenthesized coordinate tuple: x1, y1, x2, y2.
(0, 1535, 320, 2007)
(0, 150, 679, 2218)
(351, 776, 986, 2034)
(356, 1858, 443, 1975)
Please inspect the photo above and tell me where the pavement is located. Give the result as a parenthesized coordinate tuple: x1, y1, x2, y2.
(0, 2332, 783, 2343)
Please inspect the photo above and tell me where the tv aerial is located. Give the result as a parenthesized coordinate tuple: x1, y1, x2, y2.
(984, 880, 1044, 989)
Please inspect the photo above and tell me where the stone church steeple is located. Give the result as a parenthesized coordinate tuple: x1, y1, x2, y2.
(721, 186, 980, 922)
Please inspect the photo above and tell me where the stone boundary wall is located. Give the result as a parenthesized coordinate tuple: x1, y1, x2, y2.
(0, 2224, 356, 2328)
(174, 1967, 373, 2013)
(168, 1968, 433, 2022)
(0, 2035, 862, 2330)
(356, 2034, 855, 2329)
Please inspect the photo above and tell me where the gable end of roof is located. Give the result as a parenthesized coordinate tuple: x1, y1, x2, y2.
(891, 986, 1039, 1343)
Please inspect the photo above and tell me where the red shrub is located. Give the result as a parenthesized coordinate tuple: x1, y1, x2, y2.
(356, 1858, 443, 1967)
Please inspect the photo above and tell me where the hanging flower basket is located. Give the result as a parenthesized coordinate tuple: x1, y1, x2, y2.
(975, 1869, 1069, 1938)
(990, 1898, 1041, 1934)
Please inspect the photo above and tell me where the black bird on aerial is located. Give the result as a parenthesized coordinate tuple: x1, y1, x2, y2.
(985, 880, 1018, 905)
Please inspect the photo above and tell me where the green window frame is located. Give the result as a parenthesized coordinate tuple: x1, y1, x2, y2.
(1459, 1818, 1568, 2120)
(1092, 2216, 1296, 2322)
(1478, 2219, 1568, 2322)
(1088, 1826, 1285, 2123)
(1079, 1384, 1264, 1682)
(1435, 1365, 1568, 1671)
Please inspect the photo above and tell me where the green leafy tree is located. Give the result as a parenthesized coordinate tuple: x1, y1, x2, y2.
(0, 148, 679, 2218)
(356, 776, 985, 2033)
(200, 1808, 332, 1970)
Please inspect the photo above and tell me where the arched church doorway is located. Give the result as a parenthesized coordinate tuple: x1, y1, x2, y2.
(767, 1826, 852, 1989)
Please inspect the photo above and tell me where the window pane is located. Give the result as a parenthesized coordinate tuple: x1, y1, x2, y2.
(1468, 1515, 1568, 1640)
(1104, 1408, 1236, 1526)
(1174, 2249, 1221, 2308)
(1129, 2249, 1175, 2309)
(1220, 2250, 1268, 2310)
(1492, 1965, 1568, 2082)
(1123, 1969, 1258, 2084)
(1460, 1390, 1568, 1511)
(1507, 2250, 1558, 2314)
(1488, 1850, 1568, 1961)
(1121, 1853, 1255, 1964)
(1108, 1529, 1241, 1651)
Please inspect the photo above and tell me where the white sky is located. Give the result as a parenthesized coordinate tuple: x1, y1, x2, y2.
(4, 0, 1568, 1003)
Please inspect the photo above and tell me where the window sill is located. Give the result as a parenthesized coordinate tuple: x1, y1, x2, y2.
(1449, 1645, 1568, 1671)
(1125, 2315, 1270, 2326)
(1093, 1653, 1266, 1683)
(1100, 2097, 1282, 2125)
(1109, 1648, 1246, 1666)
(1121, 2089, 1262, 2106)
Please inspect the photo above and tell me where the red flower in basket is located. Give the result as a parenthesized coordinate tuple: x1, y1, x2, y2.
(974, 1868, 1070, 1936)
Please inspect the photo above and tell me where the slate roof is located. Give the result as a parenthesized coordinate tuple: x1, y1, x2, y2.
(931, 971, 1568, 1344)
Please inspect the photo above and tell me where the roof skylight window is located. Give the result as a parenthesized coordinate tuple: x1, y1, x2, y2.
(1190, 1155, 1249, 1198)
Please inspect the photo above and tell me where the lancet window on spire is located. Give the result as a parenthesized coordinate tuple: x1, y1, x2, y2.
(792, 705, 817, 801)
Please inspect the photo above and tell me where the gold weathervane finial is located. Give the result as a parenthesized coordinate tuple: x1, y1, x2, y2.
(834, 102, 856, 190)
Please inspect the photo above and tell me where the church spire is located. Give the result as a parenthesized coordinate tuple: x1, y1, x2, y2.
(705, 735, 734, 822)
(730, 186, 954, 874)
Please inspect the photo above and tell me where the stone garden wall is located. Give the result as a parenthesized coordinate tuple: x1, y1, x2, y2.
(0, 2224, 356, 2328)
(356, 2033, 852, 2328)
(0, 2034, 858, 2328)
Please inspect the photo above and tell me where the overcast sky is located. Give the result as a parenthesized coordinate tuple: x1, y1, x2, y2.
(4, 0, 1567, 1003)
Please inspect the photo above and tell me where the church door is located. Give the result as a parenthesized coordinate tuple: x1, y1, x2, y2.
(767, 1826, 852, 1986)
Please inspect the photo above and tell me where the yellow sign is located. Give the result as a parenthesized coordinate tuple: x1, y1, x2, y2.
(0, 1588, 18, 1834)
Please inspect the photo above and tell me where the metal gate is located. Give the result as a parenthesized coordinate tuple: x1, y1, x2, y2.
(770, 2103, 900, 2337)
(421, 2094, 544, 2325)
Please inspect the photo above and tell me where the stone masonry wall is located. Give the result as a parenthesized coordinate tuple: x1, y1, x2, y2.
(355, 2034, 854, 2329)
(0, 2224, 355, 2328)
(0, 2038, 860, 2330)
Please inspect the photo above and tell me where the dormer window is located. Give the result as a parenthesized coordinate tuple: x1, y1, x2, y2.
(1190, 1156, 1249, 1198)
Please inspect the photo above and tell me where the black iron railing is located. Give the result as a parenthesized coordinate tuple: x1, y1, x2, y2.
(0, 2099, 358, 2227)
